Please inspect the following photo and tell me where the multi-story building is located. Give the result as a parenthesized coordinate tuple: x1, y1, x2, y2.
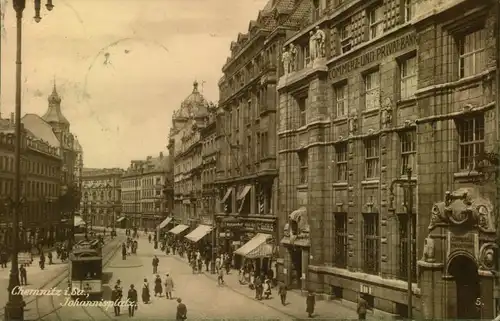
(120, 152, 170, 229)
(139, 152, 171, 229)
(22, 84, 80, 233)
(0, 114, 62, 250)
(80, 168, 123, 228)
(214, 0, 308, 265)
(168, 81, 209, 227)
(200, 108, 218, 227)
(276, 0, 498, 319)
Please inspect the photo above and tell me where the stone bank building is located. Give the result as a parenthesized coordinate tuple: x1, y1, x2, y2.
(276, 0, 498, 319)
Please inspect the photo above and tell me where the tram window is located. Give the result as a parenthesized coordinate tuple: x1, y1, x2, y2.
(71, 261, 102, 280)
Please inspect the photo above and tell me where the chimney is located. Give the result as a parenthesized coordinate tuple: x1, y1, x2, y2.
(10, 113, 14, 126)
(159, 152, 163, 159)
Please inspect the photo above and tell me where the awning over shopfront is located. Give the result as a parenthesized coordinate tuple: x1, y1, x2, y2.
(234, 233, 273, 259)
(74, 215, 86, 227)
(237, 185, 252, 201)
(185, 224, 213, 242)
(169, 224, 189, 235)
(116, 217, 126, 223)
(221, 188, 232, 203)
(157, 217, 173, 230)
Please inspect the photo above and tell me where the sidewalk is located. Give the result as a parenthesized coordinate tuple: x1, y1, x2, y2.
(171, 254, 393, 320)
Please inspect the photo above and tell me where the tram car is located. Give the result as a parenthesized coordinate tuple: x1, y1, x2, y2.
(68, 247, 103, 299)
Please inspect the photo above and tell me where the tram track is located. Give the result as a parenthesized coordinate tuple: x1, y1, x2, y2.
(28, 236, 124, 321)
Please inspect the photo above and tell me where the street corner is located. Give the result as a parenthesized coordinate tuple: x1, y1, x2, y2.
(107, 254, 143, 269)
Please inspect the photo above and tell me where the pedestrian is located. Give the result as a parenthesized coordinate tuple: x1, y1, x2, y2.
(254, 275, 262, 300)
(111, 285, 121, 316)
(122, 243, 127, 260)
(142, 278, 150, 304)
(197, 258, 202, 273)
(215, 256, 221, 274)
(306, 290, 315, 318)
(278, 281, 287, 305)
(357, 294, 369, 320)
(176, 298, 187, 321)
(264, 279, 272, 299)
(148, 234, 152, 243)
(20, 264, 27, 285)
(127, 284, 138, 317)
(164, 273, 174, 299)
(217, 266, 224, 286)
(154, 274, 163, 297)
(152, 255, 159, 274)
(48, 251, 53, 265)
(39, 252, 45, 270)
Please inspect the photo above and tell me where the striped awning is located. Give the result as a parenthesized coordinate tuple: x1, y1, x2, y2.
(185, 225, 213, 242)
(168, 224, 189, 235)
(221, 188, 232, 203)
(116, 217, 126, 223)
(234, 233, 273, 259)
(157, 217, 173, 230)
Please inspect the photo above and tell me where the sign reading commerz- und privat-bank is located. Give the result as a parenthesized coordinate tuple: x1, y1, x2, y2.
(328, 33, 416, 79)
(223, 220, 276, 233)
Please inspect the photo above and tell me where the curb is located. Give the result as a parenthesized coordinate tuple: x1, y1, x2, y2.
(107, 264, 144, 269)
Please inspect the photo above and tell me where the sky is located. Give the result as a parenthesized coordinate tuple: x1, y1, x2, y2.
(0, 0, 268, 168)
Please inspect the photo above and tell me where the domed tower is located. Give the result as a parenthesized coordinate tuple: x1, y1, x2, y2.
(42, 82, 70, 132)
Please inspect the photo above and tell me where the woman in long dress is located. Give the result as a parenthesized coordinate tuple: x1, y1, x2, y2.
(142, 278, 150, 304)
(154, 275, 163, 297)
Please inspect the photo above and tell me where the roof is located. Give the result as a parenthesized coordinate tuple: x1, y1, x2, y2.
(172, 81, 209, 120)
(21, 114, 60, 147)
(73, 136, 82, 152)
(42, 84, 70, 126)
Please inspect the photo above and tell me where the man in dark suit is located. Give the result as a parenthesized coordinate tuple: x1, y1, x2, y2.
(111, 285, 122, 316)
(127, 284, 138, 317)
(278, 281, 287, 305)
(176, 298, 187, 321)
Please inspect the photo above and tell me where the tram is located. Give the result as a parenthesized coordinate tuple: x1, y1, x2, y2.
(68, 244, 103, 299)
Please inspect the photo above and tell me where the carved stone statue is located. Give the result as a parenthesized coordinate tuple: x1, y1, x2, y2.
(282, 46, 292, 75)
(422, 237, 435, 263)
(308, 31, 316, 64)
(348, 115, 357, 136)
(313, 26, 326, 59)
(289, 43, 298, 72)
(381, 107, 392, 128)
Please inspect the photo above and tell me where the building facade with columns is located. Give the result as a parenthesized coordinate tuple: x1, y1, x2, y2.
(168, 81, 210, 227)
(276, 0, 499, 319)
(214, 0, 310, 266)
(0, 116, 62, 250)
(80, 168, 123, 229)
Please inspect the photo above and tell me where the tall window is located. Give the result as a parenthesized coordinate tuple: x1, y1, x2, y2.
(400, 130, 416, 175)
(297, 96, 307, 127)
(339, 23, 352, 53)
(365, 137, 380, 179)
(335, 143, 348, 181)
(334, 213, 348, 268)
(334, 84, 348, 117)
(368, 5, 384, 39)
(400, 56, 417, 99)
(403, 0, 415, 22)
(457, 115, 485, 171)
(312, 0, 320, 21)
(246, 135, 252, 165)
(458, 28, 486, 78)
(363, 213, 379, 274)
(303, 45, 311, 67)
(364, 71, 380, 110)
(398, 213, 417, 281)
(261, 132, 268, 158)
(299, 151, 308, 184)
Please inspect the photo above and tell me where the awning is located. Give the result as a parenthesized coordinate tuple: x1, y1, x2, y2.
(157, 217, 173, 230)
(234, 233, 273, 259)
(237, 185, 252, 201)
(221, 188, 232, 203)
(116, 217, 126, 223)
(185, 225, 213, 242)
(289, 207, 306, 221)
(74, 215, 86, 227)
(169, 224, 189, 235)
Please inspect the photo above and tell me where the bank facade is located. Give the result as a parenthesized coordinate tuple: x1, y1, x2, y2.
(276, 0, 498, 318)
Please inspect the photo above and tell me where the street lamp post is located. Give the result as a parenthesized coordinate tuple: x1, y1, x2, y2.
(5, 1, 54, 319)
(388, 167, 416, 320)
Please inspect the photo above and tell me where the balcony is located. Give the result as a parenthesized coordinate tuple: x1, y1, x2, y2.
(277, 56, 327, 91)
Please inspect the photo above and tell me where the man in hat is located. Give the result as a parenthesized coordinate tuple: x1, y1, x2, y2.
(111, 284, 122, 316)
(127, 284, 138, 317)
(176, 298, 187, 321)
(164, 273, 174, 299)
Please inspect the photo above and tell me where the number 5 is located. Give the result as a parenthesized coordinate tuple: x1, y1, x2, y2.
(476, 298, 483, 306)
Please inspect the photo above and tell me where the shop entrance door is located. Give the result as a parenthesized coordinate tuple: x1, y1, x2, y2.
(289, 247, 302, 289)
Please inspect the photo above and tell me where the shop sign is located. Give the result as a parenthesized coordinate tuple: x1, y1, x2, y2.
(225, 221, 243, 228)
(448, 232, 477, 256)
(243, 221, 275, 233)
